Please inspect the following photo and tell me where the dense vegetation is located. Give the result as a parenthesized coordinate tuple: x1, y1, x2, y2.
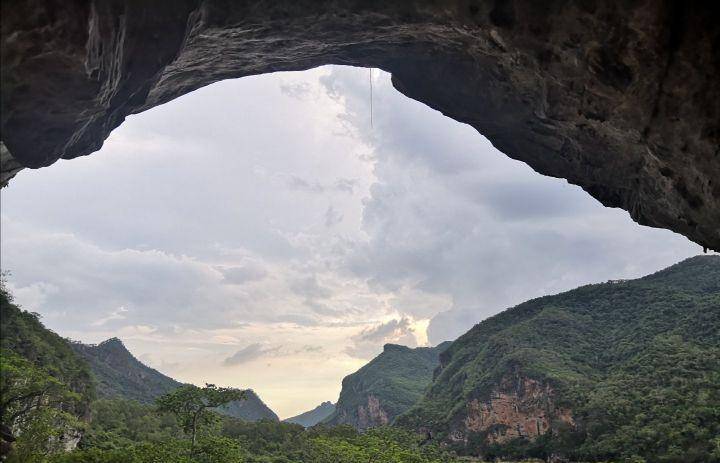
(325, 342, 450, 429)
(0, 281, 94, 461)
(0, 285, 94, 415)
(49, 400, 460, 463)
(399, 256, 720, 462)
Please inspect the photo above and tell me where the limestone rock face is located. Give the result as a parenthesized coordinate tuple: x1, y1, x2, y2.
(459, 376, 573, 445)
(357, 395, 390, 431)
(2, 1, 718, 249)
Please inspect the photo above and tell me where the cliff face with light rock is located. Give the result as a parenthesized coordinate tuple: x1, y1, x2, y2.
(457, 376, 574, 445)
(357, 396, 390, 430)
(2, 0, 719, 249)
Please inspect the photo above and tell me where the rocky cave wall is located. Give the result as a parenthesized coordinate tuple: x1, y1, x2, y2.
(1, 0, 718, 250)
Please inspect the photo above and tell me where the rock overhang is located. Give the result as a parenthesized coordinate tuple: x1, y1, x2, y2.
(1, 0, 718, 250)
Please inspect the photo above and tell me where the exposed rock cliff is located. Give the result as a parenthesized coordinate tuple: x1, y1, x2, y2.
(2, 1, 718, 249)
(460, 376, 574, 445)
(356, 395, 390, 430)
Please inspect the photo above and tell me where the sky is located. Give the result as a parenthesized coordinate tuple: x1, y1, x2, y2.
(0, 65, 704, 418)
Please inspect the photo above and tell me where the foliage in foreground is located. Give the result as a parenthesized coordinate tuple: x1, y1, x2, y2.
(155, 383, 246, 449)
(0, 278, 93, 463)
(49, 401, 461, 463)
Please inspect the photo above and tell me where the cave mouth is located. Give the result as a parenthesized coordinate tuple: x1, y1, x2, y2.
(1, 1, 718, 251)
(0, 65, 704, 418)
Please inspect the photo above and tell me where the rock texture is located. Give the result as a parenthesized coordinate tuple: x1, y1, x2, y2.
(1, 1, 718, 248)
(357, 395, 390, 430)
(460, 376, 573, 445)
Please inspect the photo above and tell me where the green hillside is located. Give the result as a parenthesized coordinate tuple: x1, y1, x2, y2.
(0, 283, 95, 459)
(72, 338, 181, 404)
(398, 255, 720, 462)
(324, 342, 450, 430)
(0, 289, 95, 414)
(73, 338, 278, 422)
(217, 390, 279, 422)
(284, 401, 335, 427)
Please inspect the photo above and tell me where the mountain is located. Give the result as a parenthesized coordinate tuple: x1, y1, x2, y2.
(398, 256, 720, 462)
(218, 390, 279, 422)
(324, 342, 450, 430)
(72, 338, 181, 404)
(283, 401, 335, 427)
(73, 338, 278, 422)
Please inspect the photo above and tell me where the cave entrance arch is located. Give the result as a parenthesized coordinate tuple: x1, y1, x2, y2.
(1, 1, 718, 250)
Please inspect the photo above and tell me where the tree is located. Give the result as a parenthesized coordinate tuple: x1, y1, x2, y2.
(0, 350, 83, 462)
(155, 383, 245, 451)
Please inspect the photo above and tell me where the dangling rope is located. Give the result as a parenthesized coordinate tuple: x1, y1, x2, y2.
(369, 67, 373, 128)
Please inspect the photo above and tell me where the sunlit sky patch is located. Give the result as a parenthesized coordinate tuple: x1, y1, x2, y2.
(0, 66, 701, 418)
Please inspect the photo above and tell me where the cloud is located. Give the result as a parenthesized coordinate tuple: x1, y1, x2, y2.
(345, 317, 418, 359)
(284, 174, 358, 195)
(296, 345, 324, 354)
(333, 178, 357, 194)
(219, 264, 267, 285)
(91, 306, 129, 326)
(290, 275, 331, 300)
(285, 175, 325, 193)
(223, 342, 325, 366)
(279, 81, 312, 100)
(318, 65, 701, 344)
(224, 343, 282, 366)
(324, 206, 343, 228)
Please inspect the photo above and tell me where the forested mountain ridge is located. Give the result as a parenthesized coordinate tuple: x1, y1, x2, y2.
(72, 338, 181, 404)
(284, 401, 335, 427)
(217, 390, 279, 422)
(398, 255, 720, 462)
(73, 337, 279, 422)
(324, 342, 450, 430)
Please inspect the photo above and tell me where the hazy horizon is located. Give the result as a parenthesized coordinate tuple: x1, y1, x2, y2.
(0, 65, 703, 418)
